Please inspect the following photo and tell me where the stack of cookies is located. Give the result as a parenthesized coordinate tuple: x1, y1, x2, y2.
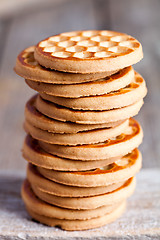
(14, 30, 147, 231)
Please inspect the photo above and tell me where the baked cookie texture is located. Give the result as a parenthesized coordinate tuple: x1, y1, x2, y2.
(14, 30, 147, 231)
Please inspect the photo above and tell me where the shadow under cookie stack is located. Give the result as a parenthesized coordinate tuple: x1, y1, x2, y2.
(15, 30, 147, 231)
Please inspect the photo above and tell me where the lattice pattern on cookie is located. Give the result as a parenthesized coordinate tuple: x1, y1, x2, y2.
(16, 45, 118, 83)
(20, 46, 40, 68)
(38, 31, 140, 60)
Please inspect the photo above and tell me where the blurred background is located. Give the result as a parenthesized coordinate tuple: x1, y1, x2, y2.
(0, 0, 159, 171)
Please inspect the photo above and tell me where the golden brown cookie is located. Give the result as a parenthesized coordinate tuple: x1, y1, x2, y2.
(22, 179, 123, 220)
(24, 135, 122, 171)
(27, 163, 125, 197)
(36, 94, 144, 124)
(39, 118, 143, 160)
(25, 66, 134, 98)
(31, 177, 135, 209)
(25, 95, 124, 133)
(26, 202, 126, 231)
(14, 46, 116, 84)
(34, 30, 143, 73)
(24, 135, 123, 171)
(40, 72, 147, 110)
(37, 149, 141, 187)
(24, 119, 128, 146)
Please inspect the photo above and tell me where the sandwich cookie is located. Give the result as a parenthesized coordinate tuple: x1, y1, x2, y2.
(26, 202, 126, 231)
(30, 177, 135, 210)
(36, 94, 144, 124)
(25, 66, 134, 98)
(27, 163, 126, 197)
(40, 72, 147, 110)
(23, 135, 122, 171)
(22, 179, 122, 220)
(26, 95, 123, 133)
(14, 46, 116, 84)
(39, 118, 143, 160)
(24, 119, 128, 145)
(34, 30, 143, 73)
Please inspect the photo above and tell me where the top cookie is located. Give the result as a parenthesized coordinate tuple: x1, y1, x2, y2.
(34, 30, 143, 73)
(14, 46, 116, 84)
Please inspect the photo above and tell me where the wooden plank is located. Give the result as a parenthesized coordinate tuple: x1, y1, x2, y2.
(0, 169, 159, 239)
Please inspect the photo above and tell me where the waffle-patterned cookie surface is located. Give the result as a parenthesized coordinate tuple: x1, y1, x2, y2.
(14, 46, 116, 83)
(35, 30, 143, 73)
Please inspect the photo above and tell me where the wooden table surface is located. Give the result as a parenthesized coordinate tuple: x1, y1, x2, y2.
(0, 0, 160, 239)
(0, 169, 160, 239)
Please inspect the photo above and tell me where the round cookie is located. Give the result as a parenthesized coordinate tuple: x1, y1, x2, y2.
(36, 94, 144, 124)
(31, 177, 135, 209)
(23, 135, 122, 171)
(22, 179, 121, 220)
(40, 72, 147, 110)
(26, 202, 126, 231)
(39, 118, 143, 160)
(24, 119, 128, 146)
(14, 46, 116, 84)
(27, 163, 126, 197)
(26, 95, 124, 133)
(34, 30, 143, 73)
(25, 66, 134, 98)
(37, 149, 141, 187)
